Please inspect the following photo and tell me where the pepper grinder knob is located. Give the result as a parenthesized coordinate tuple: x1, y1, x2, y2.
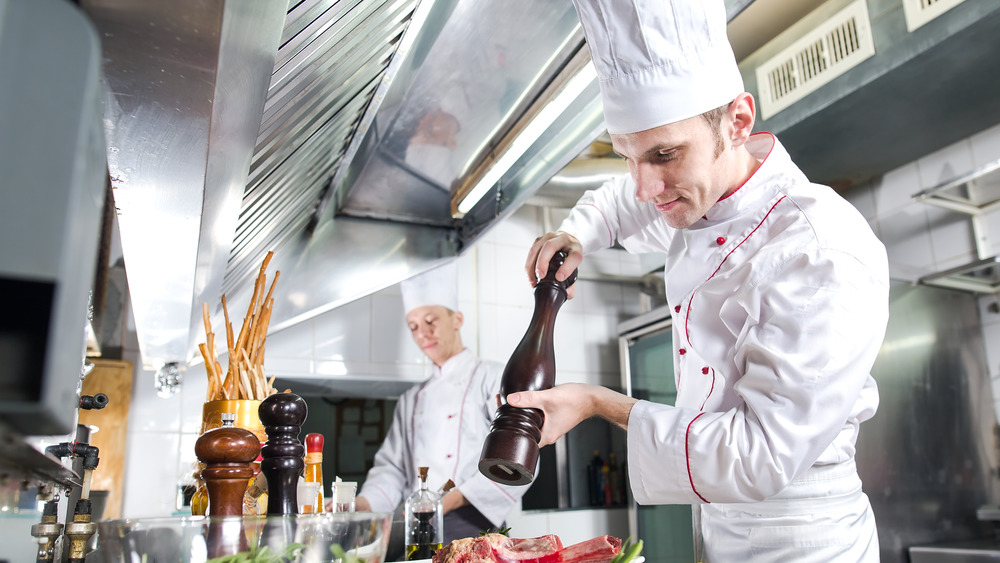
(479, 251, 577, 485)
(258, 393, 308, 516)
(194, 413, 261, 517)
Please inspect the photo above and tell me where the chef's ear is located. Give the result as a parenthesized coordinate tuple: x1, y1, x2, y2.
(728, 92, 756, 148)
(452, 310, 464, 329)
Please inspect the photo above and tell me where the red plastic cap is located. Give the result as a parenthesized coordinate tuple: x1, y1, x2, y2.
(305, 432, 324, 453)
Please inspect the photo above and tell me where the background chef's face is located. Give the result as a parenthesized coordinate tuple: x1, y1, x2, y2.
(406, 305, 464, 366)
(612, 112, 739, 229)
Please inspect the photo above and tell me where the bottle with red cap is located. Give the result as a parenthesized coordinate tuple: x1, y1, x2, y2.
(304, 433, 325, 513)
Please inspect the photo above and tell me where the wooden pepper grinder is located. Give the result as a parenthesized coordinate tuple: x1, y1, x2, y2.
(195, 412, 262, 516)
(479, 250, 578, 485)
(258, 392, 308, 515)
(195, 412, 261, 557)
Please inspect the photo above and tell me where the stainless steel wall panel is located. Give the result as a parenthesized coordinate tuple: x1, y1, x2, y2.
(859, 282, 1000, 562)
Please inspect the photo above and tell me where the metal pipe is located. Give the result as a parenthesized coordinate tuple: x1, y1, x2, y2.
(30, 500, 62, 563)
(65, 499, 96, 563)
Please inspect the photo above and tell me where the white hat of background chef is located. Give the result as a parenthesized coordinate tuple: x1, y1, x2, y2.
(570, 0, 744, 135)
(401, 261, 459, 314)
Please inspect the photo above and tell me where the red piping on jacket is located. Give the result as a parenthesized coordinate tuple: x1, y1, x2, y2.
(683, 195, 787, 345)
(699, 367, 715, 411)
(580, 202, 615, 248)
(450, 361, 479, 479)
(715, 132, 776, 204)
(679, 194, 788, 502)
(686, 412, 709, 503)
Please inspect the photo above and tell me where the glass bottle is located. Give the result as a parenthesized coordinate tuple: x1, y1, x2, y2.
(404, 467, 443, 560)
(587, 450, 603, 506)
(304, 433, 325, 513)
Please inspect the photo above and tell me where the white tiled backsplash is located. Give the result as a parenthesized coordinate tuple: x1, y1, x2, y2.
(117, 119, 1000, 534)
(841, 120, 1000, 425)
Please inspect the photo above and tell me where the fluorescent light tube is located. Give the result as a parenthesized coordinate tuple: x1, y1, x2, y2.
(457, 62, 597, 215)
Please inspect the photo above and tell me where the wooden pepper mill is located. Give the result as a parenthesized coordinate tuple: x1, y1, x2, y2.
(479, 250, 577, 485)
(195, 412, 261, 557)
(258, 392, 308, 515)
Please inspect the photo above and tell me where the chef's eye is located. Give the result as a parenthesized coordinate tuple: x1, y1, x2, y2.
(657, 151, 676, 162)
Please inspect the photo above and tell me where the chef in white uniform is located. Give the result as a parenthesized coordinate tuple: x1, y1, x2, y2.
(510, 0, 889, 561)
(355, 262, 527, 549)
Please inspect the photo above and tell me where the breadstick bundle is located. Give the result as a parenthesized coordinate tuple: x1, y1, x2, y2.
(199, 251, 280, 401)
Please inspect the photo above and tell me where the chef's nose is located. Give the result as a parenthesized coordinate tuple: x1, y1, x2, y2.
(633, 163, 662, 202)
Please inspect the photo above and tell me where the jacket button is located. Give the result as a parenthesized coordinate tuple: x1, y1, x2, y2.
(447, 414, 454, 419)
(702, 367, 709, 374)
(716, 236, 726, 245)
(674, 305, 681, 313)
(446, 454, 452, 459)
(679, 348, 686, 355)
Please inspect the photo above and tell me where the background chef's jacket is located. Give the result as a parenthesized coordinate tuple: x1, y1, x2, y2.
(558, 133, 889, 506)
(359, 348, 525, 526)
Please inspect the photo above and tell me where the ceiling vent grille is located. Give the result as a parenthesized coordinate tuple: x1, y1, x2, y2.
(755, 0, 875, 120)
(902, 0, 966, 32)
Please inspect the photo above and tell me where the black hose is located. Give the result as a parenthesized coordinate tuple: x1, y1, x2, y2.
(79, 393, 109, 410)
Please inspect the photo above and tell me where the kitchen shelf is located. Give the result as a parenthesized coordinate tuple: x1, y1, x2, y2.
(913, 158, 1000, 294)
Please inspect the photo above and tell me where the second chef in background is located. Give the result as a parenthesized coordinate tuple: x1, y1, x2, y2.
(348, 262, 528, 551)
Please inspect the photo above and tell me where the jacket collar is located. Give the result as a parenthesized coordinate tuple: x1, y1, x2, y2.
(431, 347, 476, 383)
(696, 132, 807, 227)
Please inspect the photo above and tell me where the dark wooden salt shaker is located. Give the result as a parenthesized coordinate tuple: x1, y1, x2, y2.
(195, 412, 260, 557)
(259, 392, 308, 515)
(479, 251, 577, 485)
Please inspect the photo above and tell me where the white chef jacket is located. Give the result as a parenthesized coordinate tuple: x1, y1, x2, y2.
(558, 133, 888, 556)
(359, 348, 525, 527)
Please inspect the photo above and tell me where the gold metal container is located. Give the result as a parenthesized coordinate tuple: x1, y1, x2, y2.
(201, 399, 266, 444)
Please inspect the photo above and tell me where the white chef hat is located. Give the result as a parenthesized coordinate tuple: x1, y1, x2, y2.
(401, 261, 459, 314)
(570, 0, 744, 135)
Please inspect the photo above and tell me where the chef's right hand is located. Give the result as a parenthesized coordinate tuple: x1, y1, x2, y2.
(506, 383, 595, 447)
(526, 231, 583, 299)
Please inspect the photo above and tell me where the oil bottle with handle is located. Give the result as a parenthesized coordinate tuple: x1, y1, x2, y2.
(405, 466, 443, 560)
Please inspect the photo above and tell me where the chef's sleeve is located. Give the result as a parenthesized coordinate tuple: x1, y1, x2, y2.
(557, 175, 673, 255)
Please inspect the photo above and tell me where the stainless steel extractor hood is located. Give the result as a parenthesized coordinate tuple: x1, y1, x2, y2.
(79, 0, 604, 370)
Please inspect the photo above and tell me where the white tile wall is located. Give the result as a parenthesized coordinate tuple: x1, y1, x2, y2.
(971, 123, 1000, 169)
(916, 138, 975, 190)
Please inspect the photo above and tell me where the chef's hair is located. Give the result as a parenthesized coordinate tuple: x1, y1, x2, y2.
(701, 100, 733, 158)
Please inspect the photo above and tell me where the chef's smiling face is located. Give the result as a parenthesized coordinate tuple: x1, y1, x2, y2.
(406, 305, 464, 366)
(611, 94, 757, 229)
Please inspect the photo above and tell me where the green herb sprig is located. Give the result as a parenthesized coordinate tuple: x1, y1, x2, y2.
(609, 537, 643, 563)
(478, 525, 511, 537)
(206, 542, 306, 563)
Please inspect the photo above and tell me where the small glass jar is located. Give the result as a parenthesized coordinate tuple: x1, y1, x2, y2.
(332, 480, 357, 513)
